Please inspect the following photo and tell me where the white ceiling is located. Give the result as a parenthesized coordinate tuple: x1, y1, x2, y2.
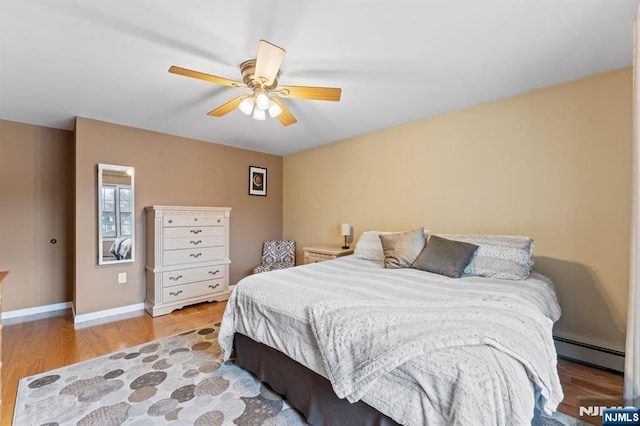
(0, 1, 638, 156)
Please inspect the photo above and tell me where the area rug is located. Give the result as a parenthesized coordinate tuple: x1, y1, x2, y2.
(14, 324, 586, 425)
(13, 325, 306, 425)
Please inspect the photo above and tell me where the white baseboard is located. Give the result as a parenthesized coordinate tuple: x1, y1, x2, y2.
(73, 303, 145, 324)
(2, 301, 73, 319)
(554, 336, 625, 373)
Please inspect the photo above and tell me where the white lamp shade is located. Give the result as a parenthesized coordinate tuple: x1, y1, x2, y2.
(268, 100, 282, 118)
(253, 108, 266, 120)
(255, 90, 270, 110)
(238, 97, 255, 115)
(341, 223, 351, 236)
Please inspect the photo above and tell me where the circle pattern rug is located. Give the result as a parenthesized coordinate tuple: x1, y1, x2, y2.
(13, 325, 307, 425)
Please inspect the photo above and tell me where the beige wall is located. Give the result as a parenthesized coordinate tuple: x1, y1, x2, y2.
(74, 117, 283, 315)
(284, 68, 632, 352)
(0, 120, 74, 311)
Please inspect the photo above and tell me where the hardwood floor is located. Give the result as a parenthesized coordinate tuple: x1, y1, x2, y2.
(556, 358, 624, 424)
(1, 301, 623, 426)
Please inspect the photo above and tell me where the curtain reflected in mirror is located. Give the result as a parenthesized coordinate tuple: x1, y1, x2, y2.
(98, 164, 135, 265)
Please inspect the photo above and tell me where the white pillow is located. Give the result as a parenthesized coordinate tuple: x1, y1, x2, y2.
(438, 234, 534, 280)
(353, 231, 390, 261)
(354, 229, 430, 262)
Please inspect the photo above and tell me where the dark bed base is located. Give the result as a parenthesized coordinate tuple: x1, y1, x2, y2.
(233, 333, 544, 426)
(233, 333, 400, 426)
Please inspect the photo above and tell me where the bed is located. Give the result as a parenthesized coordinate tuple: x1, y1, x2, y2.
(218, 233, 563, 426)
(109, 236, 132, 260)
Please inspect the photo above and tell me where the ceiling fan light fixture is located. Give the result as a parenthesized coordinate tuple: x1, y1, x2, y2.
(169, 40, 341, 126)
(255, 89, 270, 110)
(238, 97, 255, 115)
(253, 107, 266, 120)
(268, 100, 282, 118)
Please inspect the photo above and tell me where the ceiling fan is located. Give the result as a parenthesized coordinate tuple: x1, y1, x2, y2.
(169, 40, 342, 126)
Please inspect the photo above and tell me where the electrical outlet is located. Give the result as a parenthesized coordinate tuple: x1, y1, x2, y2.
(118, 272, 127, 284)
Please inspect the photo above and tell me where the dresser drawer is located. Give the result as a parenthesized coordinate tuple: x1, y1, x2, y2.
(162, 278, 228, 302)
(164, 226, 224, 239)
(162, 265, 227, 288)
(305, 253, 335, 264)
(303, 247, 354, 264)
(163, 236, 225, 250)
(163, 247, 225, 266)
(164, 215, 224, 227)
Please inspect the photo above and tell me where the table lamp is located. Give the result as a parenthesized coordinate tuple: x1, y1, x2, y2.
(341, 223, 351, 249)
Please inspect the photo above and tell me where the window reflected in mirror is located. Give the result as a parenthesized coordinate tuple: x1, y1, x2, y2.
(98, 164, 135, 265)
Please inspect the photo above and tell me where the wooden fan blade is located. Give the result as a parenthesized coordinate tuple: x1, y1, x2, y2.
(169, 66, 247, 89)
(207, 95, 248, 117)
(276, 85, 341, 101)
(271, 97, 297, 126)
(254, 40, 285, 86)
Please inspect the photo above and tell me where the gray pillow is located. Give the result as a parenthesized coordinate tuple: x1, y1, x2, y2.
(378, 228, 426, 268)
(411, 235, 478, 278)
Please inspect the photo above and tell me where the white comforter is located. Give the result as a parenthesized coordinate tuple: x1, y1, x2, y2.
(219, 256, 563, 426)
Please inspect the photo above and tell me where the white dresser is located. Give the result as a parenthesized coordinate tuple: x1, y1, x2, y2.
(145, 206, 231, 317)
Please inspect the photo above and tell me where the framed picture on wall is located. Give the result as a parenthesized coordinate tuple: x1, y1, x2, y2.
(249, 166, 267, 196)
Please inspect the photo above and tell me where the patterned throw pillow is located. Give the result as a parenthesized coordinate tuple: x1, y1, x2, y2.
(438, 234, 534, 280)
(378, 228, 427, 269)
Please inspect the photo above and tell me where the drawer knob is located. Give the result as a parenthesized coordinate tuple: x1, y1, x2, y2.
(190, 253, 202, 258)
(209, 283, 220, 290)
(194, 218, 198, 221)
(190, 240, 202, 245)
(169, 275, 183, 281)
(208, 270, 219, 275)
(217, 219, 221, 223)
(190, 229, 202, 234)
(168, 219, 173, 224)
(169, 290, 183, 296)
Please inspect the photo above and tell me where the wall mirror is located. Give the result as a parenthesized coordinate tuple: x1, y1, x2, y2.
(98, 163, 135, 265)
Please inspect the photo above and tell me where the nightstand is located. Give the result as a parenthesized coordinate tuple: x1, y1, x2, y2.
(303, 246, 354, 264)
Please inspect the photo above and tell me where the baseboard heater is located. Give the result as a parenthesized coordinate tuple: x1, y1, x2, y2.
(554, 336, 624, 374)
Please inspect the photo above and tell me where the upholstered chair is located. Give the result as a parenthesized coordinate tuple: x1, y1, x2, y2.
(253, 240, 296, 274)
